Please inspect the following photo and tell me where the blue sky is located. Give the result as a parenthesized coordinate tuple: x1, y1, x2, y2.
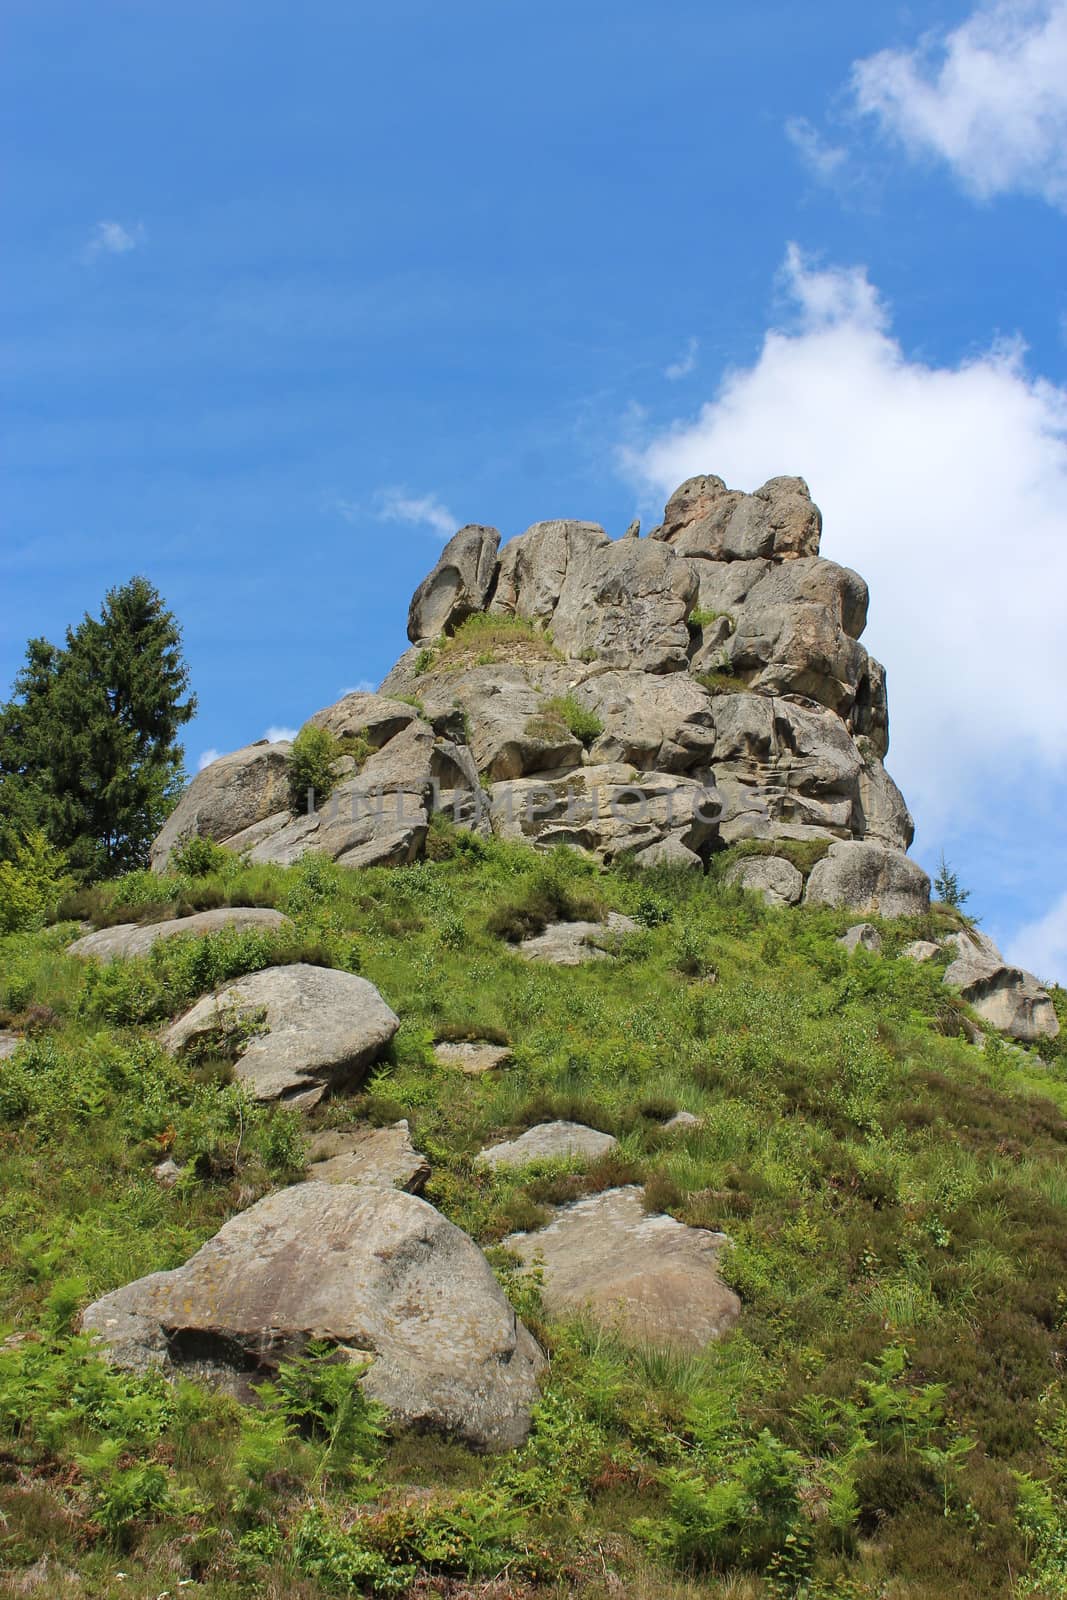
(3, 0, 1066, 977)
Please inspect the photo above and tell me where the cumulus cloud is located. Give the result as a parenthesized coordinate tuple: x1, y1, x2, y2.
(375, 488, 457, 540)
(785, 116, 848, 183)
(265, 725, 297, 743)
(1008, 890, 1067, 986)
(197, 748, 220, 771)
(82, 220, 144, 260)
(339, 680, 376, 695)
(665, 338, 700, 381)
(621, 244, 1067, 844)
(852, 0, 1067, 209)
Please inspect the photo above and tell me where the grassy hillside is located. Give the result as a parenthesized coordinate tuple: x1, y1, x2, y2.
(1, 825, 1066, 1599)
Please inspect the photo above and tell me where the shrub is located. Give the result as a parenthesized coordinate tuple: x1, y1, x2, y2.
(539, 694, 604, 748)
(0, 831, 70, 933)
(170, 835, 232, 877)
(688, 606, 734, 635)
(287, 725, 341, 813)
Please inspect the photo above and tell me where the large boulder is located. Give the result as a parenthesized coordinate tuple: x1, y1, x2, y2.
(503, 1185, 740, 1348)
(650, 474, 822, 562)
(549, 538, 698, 673)
(68, 907, 291, 964)
(81, 1182, 544, 1451)
(707, 693, 862, 844)
(724, 854, 804, 907)
(943, 936, 1059, 1043)
(163, 964, 399, 1108)
(477, 1121, 618, 1170)
(518, 912, 640, 965)
(307, 691, 422, 749)
(854, 757, 914, 851)
(491, 519, 610, 626)
(306, 1121, 430, 1193)
(407, 524, 501, 642)
(804, 841, 931, 919)
(723, 558, 871, 715)
(150, 741, 292, 872)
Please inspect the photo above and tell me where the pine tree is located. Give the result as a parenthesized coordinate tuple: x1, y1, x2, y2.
(0, 577, 196, 877)
(933, 852, 970, 909)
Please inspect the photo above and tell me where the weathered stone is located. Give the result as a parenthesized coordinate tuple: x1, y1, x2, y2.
(433, 1040, 513, 1075)
(662, 1110, 701, 1132)
(854, 757, 914, 851)
(0, 1031, 20, 1060)
(504, 1185, 740, 1348)
(407, 524, 501, 642)
(81, 1182, 544, 1450)
(307, 691, 422, 749)
(518, 912, 640, 965)
(724, 854, 804, 907)
(489, 765, 718, 863)
(492, 519, 610, 626)
(943, 950, 1059, 1043)
(651, 474, 822, 562)
(723, 558, 870, 714)
(901, 940, 941, 962)
(153, 1158, 182, 1188)
(150, 741, 292, 871)
(68, 906, 291, 965)
(582, 670, 716, 772)
(477, 1121, 618, 1170)
(838, 922, 883, 954)
(629, 835, 704, 871)
(306, 1121, 429, 1193)
(550, 537, 698, 672)
(708, 693, 861, 844)
(804, 842, 931, 919)
(164, 964, 399, 1108)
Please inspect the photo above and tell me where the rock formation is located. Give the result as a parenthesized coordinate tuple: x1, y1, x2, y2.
(152, 471, 930, 915)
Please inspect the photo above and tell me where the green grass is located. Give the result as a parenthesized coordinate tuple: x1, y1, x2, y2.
(0, 837, 1065, 1596)
(414, 612, 563, 675)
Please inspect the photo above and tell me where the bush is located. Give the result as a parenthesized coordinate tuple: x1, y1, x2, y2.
(539, 694, 604, 748)
(287, 725, 341, 813)
(0, 831, 70, 932)
(170, 836, 233, 877)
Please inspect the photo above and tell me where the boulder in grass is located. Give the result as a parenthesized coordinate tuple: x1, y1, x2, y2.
(68, 907, 291, 964)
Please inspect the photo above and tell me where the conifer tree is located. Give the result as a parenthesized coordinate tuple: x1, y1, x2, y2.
(0, 577, 196, 877)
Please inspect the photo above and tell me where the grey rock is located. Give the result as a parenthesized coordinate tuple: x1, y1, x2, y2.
(518, 911, 640, 965)
(550, 537, 698, 673)
(433, 1040, 513, 1075)
(854, 756, 914, 851)
(477, 1121, 618, 1170)
(503, 1185, 740, 1348)
(838, 922, 883, 954)
(901, 940, 941, 962)
(68, 906, 291, 964)
(407, 523, 501, 642)
(489, 764, 718, 863)
(724, 854, 804, 907)
(308, 691, 422, 749)
(651, 474, 822, 562)
(943, 950, 1059, 1043)
(81, 1182, 544, 1451)
(662, 1110, 701, 1131)
(0, 1031, 20, 1060)
(709, 693, 862, 844)
(943, 927, 1004, 965)
(491, 519, 610, 627)
(804, 841, 931, 919)
(723, 558, 870, 714)
(629, 836, 705, 871)
(150, 741, 292, 871)
(153, 1158, 182, 1188)
(306, 1121, 429, 1193)
(622, 517, 641, 539)
(164, 964, 399, 1109)
(582, 670, 716, 772)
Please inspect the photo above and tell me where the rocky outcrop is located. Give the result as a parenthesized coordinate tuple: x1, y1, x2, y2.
(68, 907, 290, 964)
(81, 1182, 544, 1451)
(724, 854, 804, 907)
(943, 930, 1059, 1043)
(150, 741, 292, 871)
(838, 922, 883, 954)
(503, 1185, 741, 1348)
(164, 964, 399, 1109)
(408, 524, 501, 642)
(517, 911, 640, 964)
(149, 469, 929, 914)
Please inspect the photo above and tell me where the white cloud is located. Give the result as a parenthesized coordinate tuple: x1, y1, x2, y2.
(1008, 889, 1067, 986)
(197, 748, 220, 771)
(852, 0, 1067, 209)
(665, 337, 699, 381)
(82, 220, 144, 260)
(622, 244, 1067, 841)
(375, 488, 457, 540)
(339, 680, 376, 695)
(265, 725, 297, 743)
(785, 116, 848, 183)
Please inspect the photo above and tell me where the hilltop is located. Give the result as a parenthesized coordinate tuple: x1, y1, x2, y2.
(0, 475, 1064, 1600)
